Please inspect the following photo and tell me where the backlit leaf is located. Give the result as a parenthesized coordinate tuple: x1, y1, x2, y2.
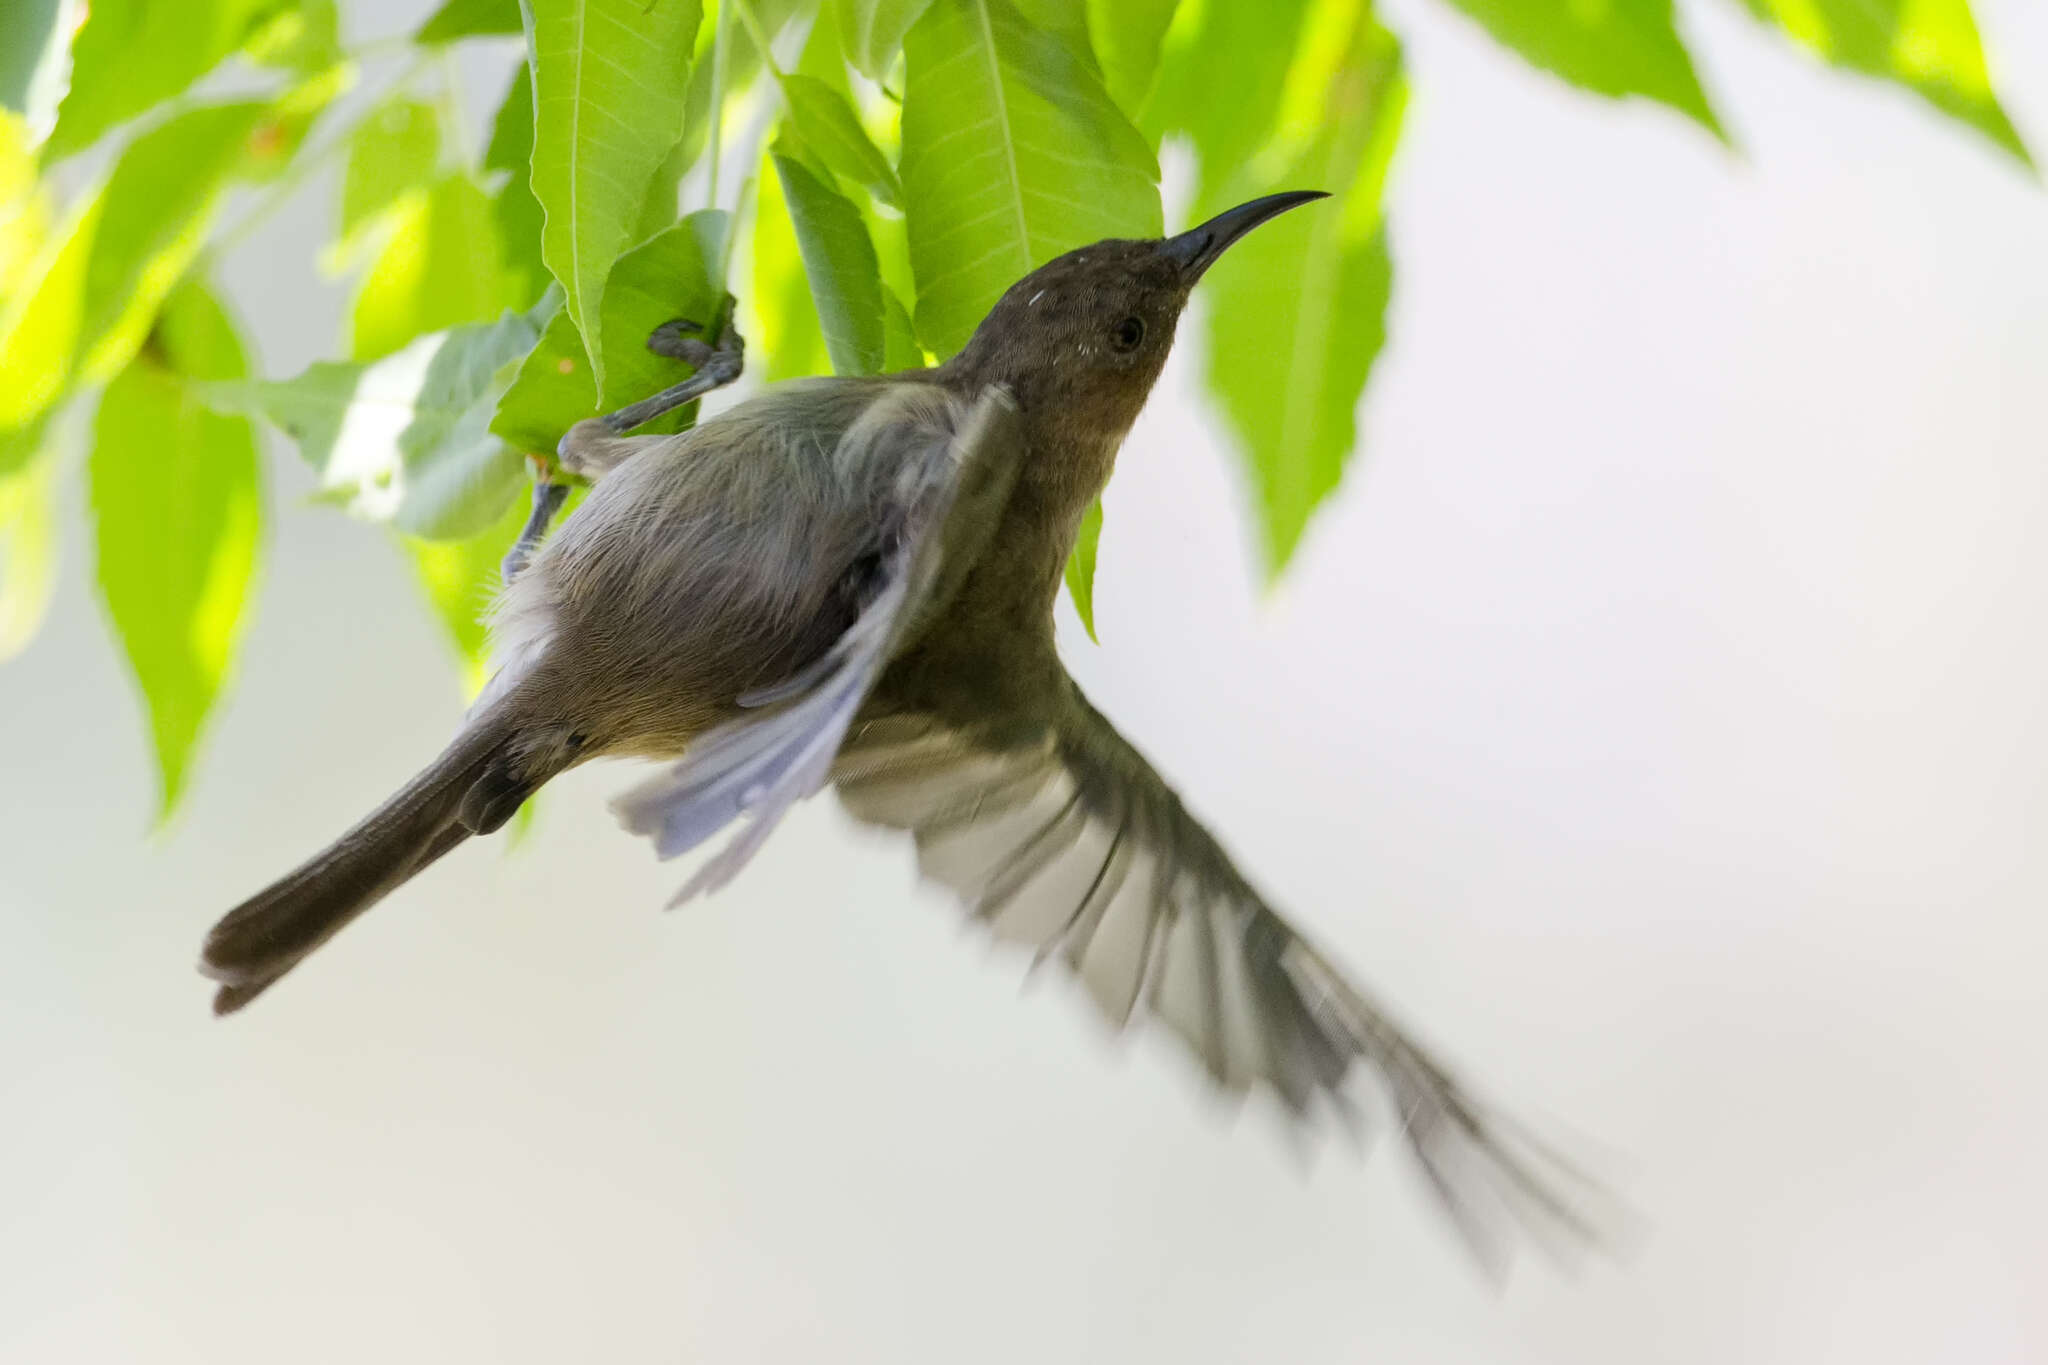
(1202, 10, 1404, 575)
(780, 72, 902, 209)
(751, 151, 832, 381)
(44, 0, 275, 160)
(214, 299, 550, 539)
(349, 172, 511, 361)
(338, 99, 441, 251)
(899, 0, 1162, 357)
(1063, 495, 1101, 641)
(1736, 0, 2029, 164)
(1146, 0, 1311, 199)
(521, 0, 702, 393)
(1, 0, 81, 140)
(837, 0, 937, 80)
(404, 492, 529, 697)
(90, 280, 262, 817)
(0, 443, 59, 661)
(1087, 0, 1177, 116)
(772, 146, 886, 375)
(484, 62, 551, 308)
(1430, 0, 1722, 136)
(0, 101, 264, 445)
(417, 0, 524, 44)
(492, 213, 727, 451)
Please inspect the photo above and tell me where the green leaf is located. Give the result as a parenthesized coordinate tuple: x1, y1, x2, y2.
(484, 63, 551, 308)
(417, 0, 524, 44)
(90, 280, 262, 818)
(521, 0, 703, 394)
(1087, 0, 1177, 116)
(404, 492, 529, 697)
(339, 99, 442, 250)
(1145, 0, 1311, 194)
(0, 443, 60, 661)
(751, 150, 833, 381)
(780, 72, 903, 209)
(1, 0, 80, 139)
(244, 0, 344, 75)
(882, 285, 922, 370)
(1430, 0, 1723, 136)
(350, 172, 512, 361)
(772, 146, 886, 375)
(1736, 0, 2030, 164)
(44, 0, 276, 160)
(492, 213, 727, 451)
(0, 101, 265, 443)
(214, 300, 550, 539)
(899, 0, 1162, 358)
(837, 0, 938, 80)
(1203, 11, 1404, 576)
(1063, 495, 1101, 641)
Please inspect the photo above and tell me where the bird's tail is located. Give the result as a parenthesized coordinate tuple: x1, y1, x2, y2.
(200, 709, 538, 1015)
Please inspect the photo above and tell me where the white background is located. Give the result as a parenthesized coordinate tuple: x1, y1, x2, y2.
(3, 1, 2046, 1360)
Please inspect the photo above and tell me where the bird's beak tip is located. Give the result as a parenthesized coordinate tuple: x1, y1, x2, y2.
(1161, 190, 1330, 281)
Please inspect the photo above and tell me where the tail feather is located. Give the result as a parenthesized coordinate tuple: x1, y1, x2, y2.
(200, 718, 516, 1014)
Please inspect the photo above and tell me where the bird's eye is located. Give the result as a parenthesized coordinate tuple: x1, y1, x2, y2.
(1111, 316, 1146, 352)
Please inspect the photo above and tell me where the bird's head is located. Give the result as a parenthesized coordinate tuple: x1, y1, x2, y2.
(944, 192, 1328, 450)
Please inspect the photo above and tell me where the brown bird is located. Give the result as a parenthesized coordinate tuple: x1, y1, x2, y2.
(202, 192, 1607, 1270)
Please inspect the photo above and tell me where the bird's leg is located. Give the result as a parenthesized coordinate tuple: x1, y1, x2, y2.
(500, 469, 569, 585)
(510, 301, 746, 585)
(596, 302, 745, 433)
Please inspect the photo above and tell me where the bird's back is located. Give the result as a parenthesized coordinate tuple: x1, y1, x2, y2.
(494, 375, 971, 757)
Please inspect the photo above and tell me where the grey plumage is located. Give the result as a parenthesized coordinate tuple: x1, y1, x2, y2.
(201, 193, 1617, 1273)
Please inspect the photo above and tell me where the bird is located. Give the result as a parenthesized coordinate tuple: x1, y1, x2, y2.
(201, 191, 1609, 1271)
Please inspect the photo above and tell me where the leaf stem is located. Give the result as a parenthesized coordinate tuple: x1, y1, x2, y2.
(707, 0, 733, 210)
(729, 0, 781, 78)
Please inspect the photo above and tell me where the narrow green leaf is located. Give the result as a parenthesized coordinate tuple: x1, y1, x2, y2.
(772, 147, 886, 376)
(780, 73, 903, 209)
(90, 280, 263, 818)
(492, 213, 727, 451)
(899, 0, 1162, 358)
(484, 62, 551, 308)
(0, 444, 60, 661)
(350, 172, 512, 361)
(837, 0, 938, 80)
(0, 101, 264, 442)
(752, 150, 833, 381)
(1063, 495, 1101, 641)
(244, 0, 344, 75)
(1431, 0, 1723, 136)
(632, 125, 693, 245)
(1145, 0, 1311, 193)
(214, 300, 550, 539)
(1, 0, 80, 139)
(417, 0, 524, 44)
(338, 99, 442, 251)
(1202, 11, 1404, 576)
(1087, 0, 1177, 116)
(1736, 0, 2030, 164)
(520, 0, 703, 393)
(404, 492, 531, 697)
(44, 0, 275, 160)
(882, 286, 922, 370)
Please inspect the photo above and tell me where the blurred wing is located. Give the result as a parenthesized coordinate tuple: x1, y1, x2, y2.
(833, 688, 1613, 1274)
(613, 385, 1025, 902)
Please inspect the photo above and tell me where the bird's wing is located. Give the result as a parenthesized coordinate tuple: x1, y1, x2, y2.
(831, 685, 1616, 1274)
(612, 384, 1026, 904)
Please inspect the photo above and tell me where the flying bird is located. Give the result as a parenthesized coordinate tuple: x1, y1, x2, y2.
(202, 193, 1607, 1271)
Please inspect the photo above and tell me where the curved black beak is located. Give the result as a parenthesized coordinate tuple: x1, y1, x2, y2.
(1159, 190, 1329, 282)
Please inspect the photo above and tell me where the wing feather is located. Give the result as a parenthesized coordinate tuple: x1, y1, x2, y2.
(833, 692, 1619, 1273)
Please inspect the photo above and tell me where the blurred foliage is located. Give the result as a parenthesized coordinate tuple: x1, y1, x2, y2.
(0, 0, 2031, 819)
